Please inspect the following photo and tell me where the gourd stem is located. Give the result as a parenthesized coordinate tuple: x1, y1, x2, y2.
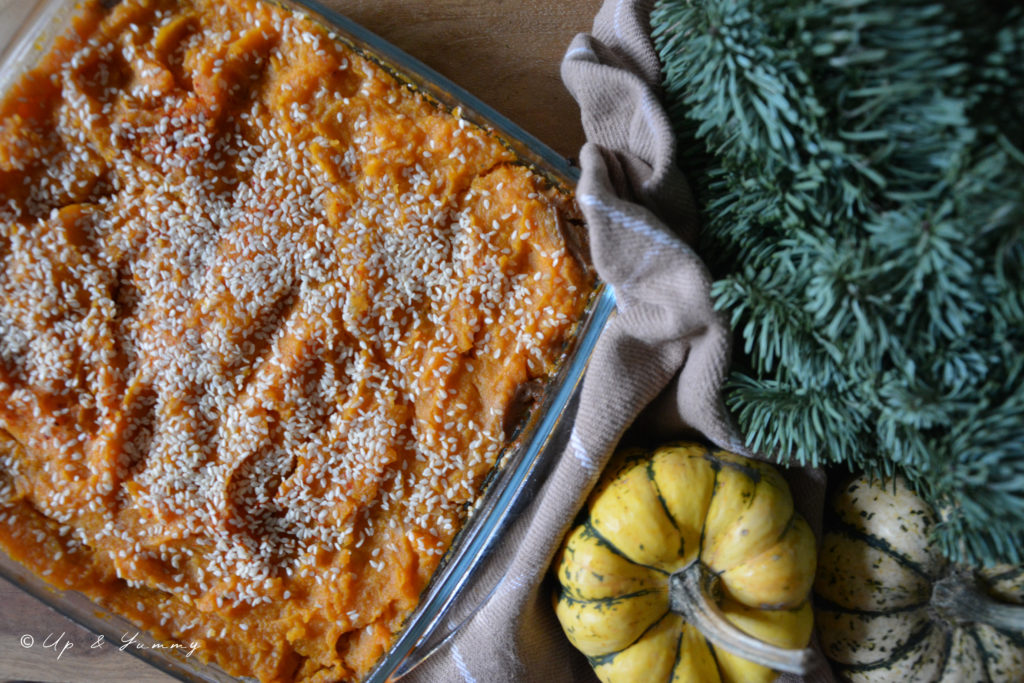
(932, 571, 1024, 631)
(668, 562, 821, 675)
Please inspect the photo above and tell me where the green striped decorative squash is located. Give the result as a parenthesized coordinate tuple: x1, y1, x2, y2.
(815, 476, 1024, 682)
(552, 442, 820, 683)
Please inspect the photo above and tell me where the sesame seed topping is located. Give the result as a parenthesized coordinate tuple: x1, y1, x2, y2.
(0, 0, 593, 677)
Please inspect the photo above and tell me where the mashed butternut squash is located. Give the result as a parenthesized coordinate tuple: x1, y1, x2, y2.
(0, 1, 593, 680)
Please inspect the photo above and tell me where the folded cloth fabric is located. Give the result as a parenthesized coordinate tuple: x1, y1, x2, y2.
(407, 0, 833, 681)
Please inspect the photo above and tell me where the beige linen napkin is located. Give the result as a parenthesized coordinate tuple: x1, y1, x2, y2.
(404, 0, 835, 681)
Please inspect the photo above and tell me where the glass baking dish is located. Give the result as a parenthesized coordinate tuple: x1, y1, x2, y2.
(0, 0, 616, 681)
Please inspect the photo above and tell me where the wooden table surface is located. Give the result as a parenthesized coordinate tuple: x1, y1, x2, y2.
(0, 0, 601, 681)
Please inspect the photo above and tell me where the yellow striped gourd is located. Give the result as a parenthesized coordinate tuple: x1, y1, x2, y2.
(552, 442, 820, 682)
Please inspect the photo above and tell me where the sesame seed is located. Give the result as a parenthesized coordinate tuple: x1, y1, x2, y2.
(0, 0, 593, 675)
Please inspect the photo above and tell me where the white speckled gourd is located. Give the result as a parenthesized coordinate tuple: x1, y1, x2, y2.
(815, 476, 1024, 682)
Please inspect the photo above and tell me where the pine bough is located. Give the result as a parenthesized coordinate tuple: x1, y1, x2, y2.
(651, 0, 1024, 565)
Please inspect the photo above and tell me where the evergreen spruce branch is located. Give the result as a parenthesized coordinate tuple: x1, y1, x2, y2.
(904, 212, 986, 344)
(872, 416, 933, 476)
(787, 230, 898, 368)
(712, 268, 841, 380)
(651, 0, 874, 243)
(725, 373, 870, 470)
(861, 215, 995, 391)
(954, 141, 1024, 251)
(787, 217, 994, 426)
(652, 0, 1024, 564)
(953, 3, 1024, 147)
(873, 372, 952, 433)
(924, 343, 994, 401)
(991, 233, 1024, 334)
(931, 380, 1024, 566)
(815, 4, 976, 210)
(935, 516, 1024, 568)
(651, 0, 825, 170)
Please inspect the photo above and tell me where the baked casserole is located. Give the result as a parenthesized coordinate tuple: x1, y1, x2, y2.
(0, 0, 595, 680)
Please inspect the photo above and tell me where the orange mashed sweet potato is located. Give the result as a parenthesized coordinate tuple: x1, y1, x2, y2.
(0, 1, 593, 680)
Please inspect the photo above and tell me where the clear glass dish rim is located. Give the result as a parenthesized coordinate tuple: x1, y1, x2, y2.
(0, 1, 616, 681)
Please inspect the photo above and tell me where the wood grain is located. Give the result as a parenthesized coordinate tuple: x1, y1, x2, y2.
(0, 0, 600, 681)
(0, 577, 178, 682)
